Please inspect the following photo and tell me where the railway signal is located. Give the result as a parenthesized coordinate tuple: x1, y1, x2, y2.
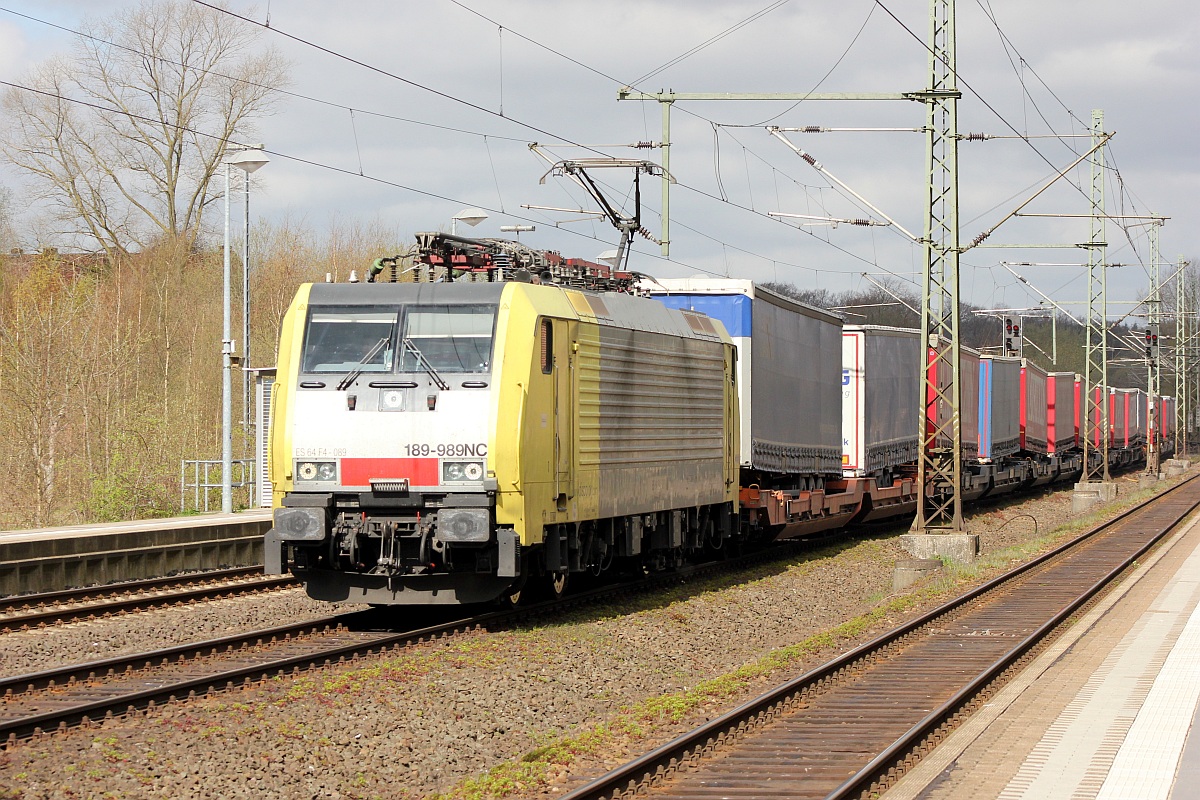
(1003, 316, 1024, 358)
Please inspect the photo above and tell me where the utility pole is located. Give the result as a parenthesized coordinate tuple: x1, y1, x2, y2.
(912, 0, 967, 537)
(1176, 256, 1188, 456)
(1078, 109, 1112, 497)
(619, 0, 979, 559)
(1182, 256, 1197, 457)
(1145, 220, 1162, 476)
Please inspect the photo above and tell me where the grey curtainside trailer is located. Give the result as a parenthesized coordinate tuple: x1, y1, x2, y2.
(650, 279, 844, 478)
(841, 325, 922, 477)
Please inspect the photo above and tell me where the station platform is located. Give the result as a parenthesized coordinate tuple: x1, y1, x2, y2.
(885, 503, 1200, 800)
(0, 510, 271, 595)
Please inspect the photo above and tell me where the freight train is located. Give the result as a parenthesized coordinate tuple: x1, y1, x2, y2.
(264, 234, 1168, 606)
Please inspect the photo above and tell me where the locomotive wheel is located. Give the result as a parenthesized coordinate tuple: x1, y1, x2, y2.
(500, 578, 527, 608)
(545, 570, 568, 601)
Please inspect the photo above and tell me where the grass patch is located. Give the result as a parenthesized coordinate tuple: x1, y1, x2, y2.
(937, 479, 1180, 586)
(432, 473, 1194, 800)
(430, 591, 928, 800)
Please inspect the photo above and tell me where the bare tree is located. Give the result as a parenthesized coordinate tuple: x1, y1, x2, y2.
(0, 1, 288, 256)
(0, 186, 18, 253)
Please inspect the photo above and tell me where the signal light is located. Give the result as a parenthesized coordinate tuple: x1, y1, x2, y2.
(1002, 315, 1023, 357)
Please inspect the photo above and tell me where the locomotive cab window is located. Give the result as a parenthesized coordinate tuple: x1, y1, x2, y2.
(399, 305, 497, 374)
(301, 308, 397, 373)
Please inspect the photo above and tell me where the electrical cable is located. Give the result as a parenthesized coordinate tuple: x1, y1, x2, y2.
(628, 0, 796, 87)
(190, 1, 617, 160)
(0, 5, 531, 145)
(0, 76, 851, 285)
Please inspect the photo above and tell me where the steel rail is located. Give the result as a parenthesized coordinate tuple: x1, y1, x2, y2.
(829, 478, 1200, 800)
(0, 614, 349, 698)
(562, 474, 1200, 800)
(0, 614, 478, 744)
(0, 566, 263, 610)
(0, 567, 294, 631)
(0, 536, 815, 746)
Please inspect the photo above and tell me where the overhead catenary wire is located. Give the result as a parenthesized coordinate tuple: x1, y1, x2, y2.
(0, 77, 855, 285)
(190, 0, 617, 161)
(5, 2, 866, 281)
(0, 5, 532, 145)
(13, 2, 1163, 303)
(190, 0, 908, 283)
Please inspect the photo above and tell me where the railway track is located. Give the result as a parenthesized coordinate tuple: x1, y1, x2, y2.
(0, 567, 295, 631)
(0, 610, 471, 745)
(0, 537, 817, 747)
(563, 475, 1200, 800)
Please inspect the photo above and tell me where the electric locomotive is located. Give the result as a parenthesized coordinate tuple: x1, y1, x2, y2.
(265, 234, 739, 605)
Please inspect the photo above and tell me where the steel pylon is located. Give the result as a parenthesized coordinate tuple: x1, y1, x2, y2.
(1178, 256, 1194, 456)
(1080, 110, 1110, 483)
(1146, 221, 1162, 475)
(913, 0, 965, 533)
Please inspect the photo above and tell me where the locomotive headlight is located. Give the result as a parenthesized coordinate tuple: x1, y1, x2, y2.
(296, 461, 336, 482)
(437, 508, 490, 543)
(442, 460, 485, 483)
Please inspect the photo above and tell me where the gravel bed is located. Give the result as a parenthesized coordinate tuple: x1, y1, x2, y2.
(0, 588, 358, 679)
(0, 470, 1188, 800)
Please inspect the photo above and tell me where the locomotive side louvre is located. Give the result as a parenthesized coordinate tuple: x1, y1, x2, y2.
(501, 288, 737, 543)
(840, 325, 922, 478)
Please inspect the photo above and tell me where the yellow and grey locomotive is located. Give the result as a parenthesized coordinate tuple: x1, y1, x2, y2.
(265, 234, 739, 605)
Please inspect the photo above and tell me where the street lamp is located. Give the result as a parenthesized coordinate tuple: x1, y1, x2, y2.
(451, 207, 488, 235)
(222, 144, 269, 514)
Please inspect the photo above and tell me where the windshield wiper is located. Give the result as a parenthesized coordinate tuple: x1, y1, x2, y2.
(336, 337, 391, 391)
(402, 338, 451, 390)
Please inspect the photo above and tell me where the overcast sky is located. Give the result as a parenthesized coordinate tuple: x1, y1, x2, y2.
(2, 0, 1197, 313)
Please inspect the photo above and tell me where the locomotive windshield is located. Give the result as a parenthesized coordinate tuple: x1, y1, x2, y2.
(398, 305, 496, 373)
(301, 308, 397, 373)
(300, 304, 496, 375)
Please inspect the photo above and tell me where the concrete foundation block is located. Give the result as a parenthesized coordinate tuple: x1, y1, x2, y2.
(899, 533, 981, 564)
(1072, 481, 1118, 514)
(894, 558, 943, 592)
(1138, 473, 1161, 490)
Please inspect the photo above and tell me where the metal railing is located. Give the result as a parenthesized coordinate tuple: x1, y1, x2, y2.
(180, 459, 256, 513)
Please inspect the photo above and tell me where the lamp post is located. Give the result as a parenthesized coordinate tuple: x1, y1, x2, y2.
(222, 145, 270, 514)
(451, 207, 488, 235)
